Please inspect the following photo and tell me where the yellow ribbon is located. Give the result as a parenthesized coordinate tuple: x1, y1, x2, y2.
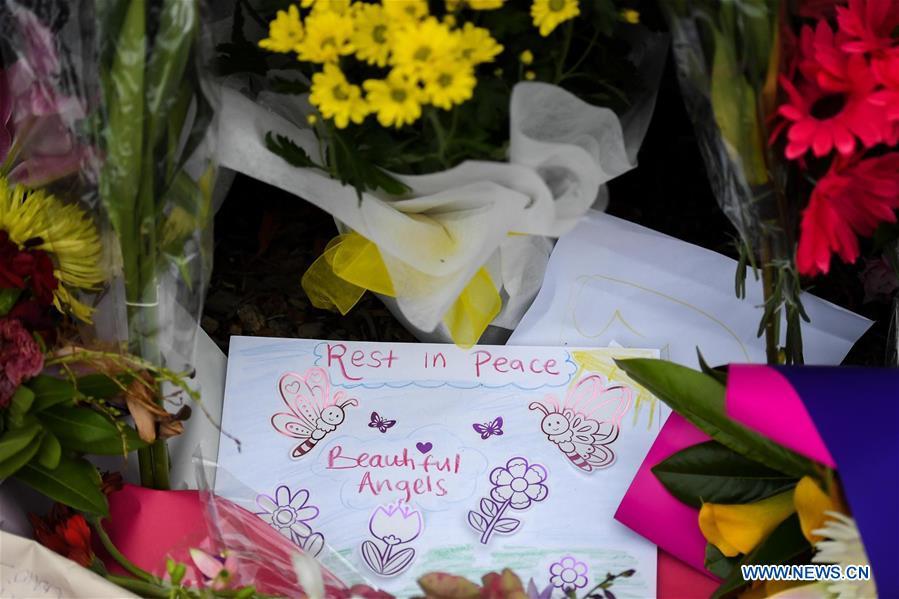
(301, 231, 501, 347)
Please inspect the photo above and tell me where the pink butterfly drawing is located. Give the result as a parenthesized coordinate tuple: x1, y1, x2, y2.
(472, 416, 504, 440)
(368, 411, 396, 433)
(529, 375, 631, 472)
(271, 367, 358, 459)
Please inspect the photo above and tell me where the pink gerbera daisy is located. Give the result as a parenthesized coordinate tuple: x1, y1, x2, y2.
(777, 23, 887, 159)
(836, 0, 899, 56)
(797, 154, 899, 276)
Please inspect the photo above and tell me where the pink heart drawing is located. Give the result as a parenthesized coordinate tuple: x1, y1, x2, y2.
(283, 381, 302, 394)
(415, 442, 433, 454)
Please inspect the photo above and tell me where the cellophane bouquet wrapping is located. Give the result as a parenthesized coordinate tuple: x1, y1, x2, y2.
(663, 0, 899, 364)
(214, 0, 666, 346)
(1, 0, 219, 489)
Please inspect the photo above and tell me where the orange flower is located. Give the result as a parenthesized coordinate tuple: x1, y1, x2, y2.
(29, 504, 94, 567)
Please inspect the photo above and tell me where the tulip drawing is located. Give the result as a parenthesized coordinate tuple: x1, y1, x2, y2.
(361, 501, 422, 577)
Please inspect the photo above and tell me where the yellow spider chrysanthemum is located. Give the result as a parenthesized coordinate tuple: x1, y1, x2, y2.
(258, 5, 304, 53)
(310, 64, 369, 129)
(531, 0, 580, 37)
(467, 0, 505, 9)
(423, 62, 476, 110)
(351, 3, 392, 67)
(0, 177, 103, 322)
(363, 70, 425, 128)
(302, 0, 351, 13)
(382, 0, 429, 22)
(295, 11, 355, 63)
(391, 17, 459, 79)
(456, 22, 503, 65)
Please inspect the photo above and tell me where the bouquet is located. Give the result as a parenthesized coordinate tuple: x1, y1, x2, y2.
(663, 0, 899, 364)
(614, 356, 894, 598)
(215, 0, 665, 346)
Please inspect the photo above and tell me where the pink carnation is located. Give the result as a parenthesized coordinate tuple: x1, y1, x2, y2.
(0, 317, 44, 408)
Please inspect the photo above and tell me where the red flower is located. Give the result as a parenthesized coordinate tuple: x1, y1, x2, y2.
(798, 0, 843, 20)
(836, 0, 899, 56)
(777, 23, 887, 159)
(797, 154, 899, 276)
(870, 49, 899, 124)
(29, 504, 94, 568)
(0, 316, 44, 407)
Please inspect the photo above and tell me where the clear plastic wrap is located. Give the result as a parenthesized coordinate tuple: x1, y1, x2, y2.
(1, 0, 217, 371)
(1, 0, 219, 489)
(661, 2, 807, 363)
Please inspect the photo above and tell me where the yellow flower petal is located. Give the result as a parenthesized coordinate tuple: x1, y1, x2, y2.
(699, 492, 796, 557)
(794, 476, 836, 543)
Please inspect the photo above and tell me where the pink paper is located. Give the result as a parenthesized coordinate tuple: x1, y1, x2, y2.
(614, 413, 713, 573)
(658, 550, 718, 598)
(103, 485, 347, 595)
(726, 365, 835, 468)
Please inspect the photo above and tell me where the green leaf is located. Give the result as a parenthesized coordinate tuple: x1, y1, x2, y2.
(36, 430, 61, 470)
(77, 374, 128, 400)
(615, 359, 817, 478)
(7, 386, 36, 426)
(712, 515, 811, 599)
(0, 420, 42, 469)
(652, 440, 798, 508)
(0, 432, 43, 480)
(39, 407, 147, 455)
(14, 456, 109, 516)
(265, 132, 320, 169)
(28, 376, 78, 412)
(696, 349, 728, 386)
(705, 543, 739, 579)
(0, 288, 22, 316)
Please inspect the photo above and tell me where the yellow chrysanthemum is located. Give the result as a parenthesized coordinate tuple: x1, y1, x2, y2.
(363, 70, 424, 128)
(520, 49, 534, 65)
(531, 0, 580, 37)
(351, 3, 392, 67)
(423, 62, 476, 110)
(302, 0, 351, 13)
(258, 5, 304, 53)
(309, 64, 369, 129)
(0, 177, 104, 322)
(456, 22, 503, 65)
(619, 8, 640, 24)
(391, 17, 459, 78)
(444, 0, 462, 10)
(295, 11, 355, 63)
(382, 0, 429, 21)
(467, 0, 505, 8)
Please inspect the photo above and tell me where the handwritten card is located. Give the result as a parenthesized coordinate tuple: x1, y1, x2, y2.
(216, 338, 666, 597)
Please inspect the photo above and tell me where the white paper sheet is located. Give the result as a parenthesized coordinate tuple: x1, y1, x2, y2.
(510, 212, 871, 366)
(216, 337, 666, 597)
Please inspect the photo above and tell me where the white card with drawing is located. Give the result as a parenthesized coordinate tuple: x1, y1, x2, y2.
(216, 337, 665, 597)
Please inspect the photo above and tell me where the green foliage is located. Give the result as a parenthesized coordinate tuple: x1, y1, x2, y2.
(0, 288, 23, 316)
(615, 359, 818, 478)
(15, 457, 109, 516)
(652, 440, 798, 508)
(265, 132, 320, 169)
(40, 407, 147, 455)
(705, 543, 740, 579)
(712, 515, 811, 598)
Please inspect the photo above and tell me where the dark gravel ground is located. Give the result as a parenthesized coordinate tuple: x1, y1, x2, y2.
(202, 52, 893, 366)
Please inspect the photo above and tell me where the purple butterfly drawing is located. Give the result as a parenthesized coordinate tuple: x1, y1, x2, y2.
(368, 411, 397, 433)
(472, 417, 504, 440)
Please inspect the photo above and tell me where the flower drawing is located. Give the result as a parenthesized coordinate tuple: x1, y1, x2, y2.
(549, 556, 589, 591)
(489, 457, 549, 510)
(468, 456, 549, 544)
(361, 501, 422, 577)
(255, 485, 324, 556)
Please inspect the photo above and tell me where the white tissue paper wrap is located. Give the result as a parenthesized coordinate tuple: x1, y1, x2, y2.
(215, 34, 665, 341)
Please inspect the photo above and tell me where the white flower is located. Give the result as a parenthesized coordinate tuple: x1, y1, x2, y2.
(549, 556, 588, 590)
(812, 511, 877, 599)
(368, 501, 423, 546)
(256, 485, 320, 542)
(489, 456, 548, 509)
(291, 552, 325, 599)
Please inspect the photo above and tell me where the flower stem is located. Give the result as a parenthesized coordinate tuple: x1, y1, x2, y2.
(554, 21, 575, 84)
(426, 109, 449, 168)
(479, 498, 511, 544)
(106, 574, 169, 598)
(88, 516, 158, 584)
